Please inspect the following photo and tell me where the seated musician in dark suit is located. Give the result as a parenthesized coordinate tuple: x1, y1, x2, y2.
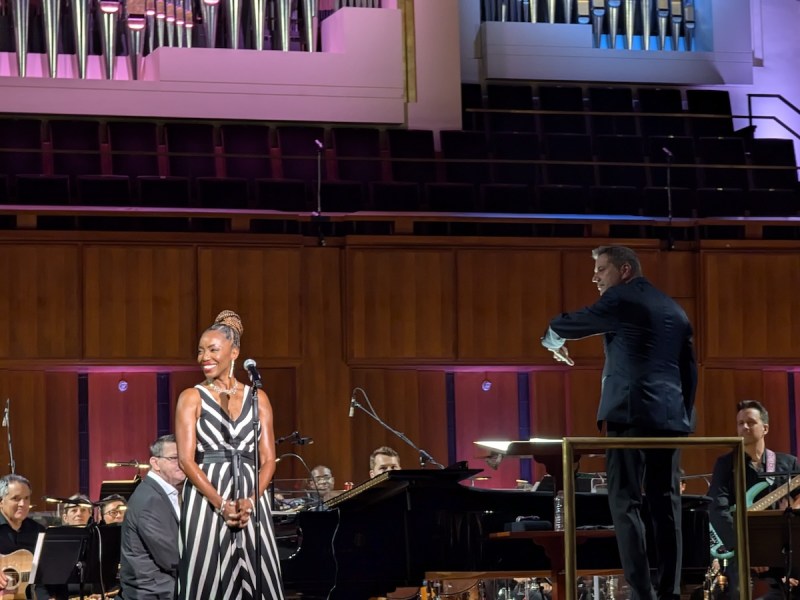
(708, 400, 800, 599)
(0, 473, 45, 598)
(369, 446, 401, 479)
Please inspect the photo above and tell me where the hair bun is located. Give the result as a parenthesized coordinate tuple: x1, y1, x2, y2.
(214, 310, 244, 339)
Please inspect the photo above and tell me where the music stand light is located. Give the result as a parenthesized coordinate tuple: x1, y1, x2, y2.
(99, 477, 142, 502)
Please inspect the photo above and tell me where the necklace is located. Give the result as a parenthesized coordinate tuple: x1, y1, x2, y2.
(205, 378, 239, 396)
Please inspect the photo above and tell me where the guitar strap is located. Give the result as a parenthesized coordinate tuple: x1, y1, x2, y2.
(765, 448, 776, 486)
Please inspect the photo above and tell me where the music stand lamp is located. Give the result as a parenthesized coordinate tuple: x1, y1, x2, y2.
(99, 477, 142, 502)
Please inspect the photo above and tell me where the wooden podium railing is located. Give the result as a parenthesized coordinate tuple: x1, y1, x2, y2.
(476, 436, 749, 600)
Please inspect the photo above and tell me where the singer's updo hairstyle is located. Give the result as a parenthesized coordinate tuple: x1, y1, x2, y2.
(206, 310, 243, 349)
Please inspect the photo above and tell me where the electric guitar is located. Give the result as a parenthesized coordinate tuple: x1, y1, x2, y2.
(0, 549, 33, 600)
(710, 473, 800, 559)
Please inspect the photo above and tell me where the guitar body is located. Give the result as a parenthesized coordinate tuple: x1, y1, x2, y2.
(0, 549, 33, 600)
(710, 473, 800, 560)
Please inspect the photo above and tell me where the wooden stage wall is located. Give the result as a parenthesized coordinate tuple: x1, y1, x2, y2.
(0, 233, 798, 500)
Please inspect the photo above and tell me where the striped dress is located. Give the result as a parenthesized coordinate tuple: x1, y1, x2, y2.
(179, 384, 284, 600)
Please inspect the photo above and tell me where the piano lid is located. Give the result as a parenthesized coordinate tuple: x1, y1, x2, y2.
(326, 466, 482, 510)
(475, 438, 562, 457)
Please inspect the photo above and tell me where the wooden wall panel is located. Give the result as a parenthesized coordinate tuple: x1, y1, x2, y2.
(196, 247, 302, 360)
(88, 372, 158, 499)
(169, 370, 203, 432)
(456, 249, 562, 361)
(0, 370, 49, 499)
(702, 369, 768, 437)
(0, 244, 81, 358)
(454, 372, 520, 489)
(349, 369, 427, 484)
(44, 372, 79, 498)
(346, 248, 456, 360)
(83, 246, 197, 359)
(642, 249, 696, 299)
(794, 373, 800, 458)
(529, 370, 567, 483)
(762, 370, 792, 454)
(295, 248, 352, 482)
(417, 371, 449, 467)
(703, 252, 800, 359)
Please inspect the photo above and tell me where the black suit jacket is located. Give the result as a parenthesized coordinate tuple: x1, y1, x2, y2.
(544, 276, 697, 433)
(120, 475, 180, 599)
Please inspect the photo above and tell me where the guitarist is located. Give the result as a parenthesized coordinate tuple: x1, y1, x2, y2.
(708, 400, 800, 599)
(0, 474, 45, 598)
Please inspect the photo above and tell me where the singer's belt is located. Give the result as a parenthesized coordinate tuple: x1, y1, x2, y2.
(196, 449, 255, 465)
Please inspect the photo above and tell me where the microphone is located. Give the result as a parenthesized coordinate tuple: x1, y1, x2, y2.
(314, 139, 323, 150)
(276, 431, 314, 445)
(662, 147, 673, 158)
(106, 461, 150, 469)
(276, 431, 299, 444)
(2, 399, 8, 428)
(243, 359, 262, 388)
(349, 391, 356, 418)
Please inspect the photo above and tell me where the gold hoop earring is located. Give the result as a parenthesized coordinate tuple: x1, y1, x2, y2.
(229, 360, 235, 378)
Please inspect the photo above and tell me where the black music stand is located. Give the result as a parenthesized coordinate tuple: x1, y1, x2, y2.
(99, 477, 141, 501)
(32, 525, 121, 600)
(749, 510, 800, 600)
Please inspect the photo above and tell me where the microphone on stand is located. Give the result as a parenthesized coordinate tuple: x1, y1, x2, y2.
(662, 146, 675, 251)
(349, 391, 357, 418)
(312, 139, 326, 247)
(2, 399, 8, 428)
(276, 431, 299, 444)
(276, 431, 314, 445)
(243, 359, 263, 389)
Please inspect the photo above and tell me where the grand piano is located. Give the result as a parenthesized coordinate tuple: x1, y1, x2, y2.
(277, 465, 710, 599)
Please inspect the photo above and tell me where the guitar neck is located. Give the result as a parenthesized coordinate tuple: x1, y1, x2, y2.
(749, 474, 800, 512)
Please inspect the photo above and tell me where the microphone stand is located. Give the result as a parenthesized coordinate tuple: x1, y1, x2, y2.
(350, 387, 444, 469)
(664, 148, 675, 251)
(245, 371, 263, 600)
(312, 139, 326, 247)
(4, 399, 15, 474)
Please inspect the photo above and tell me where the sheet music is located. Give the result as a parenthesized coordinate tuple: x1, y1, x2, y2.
(30, 531, 46, 583)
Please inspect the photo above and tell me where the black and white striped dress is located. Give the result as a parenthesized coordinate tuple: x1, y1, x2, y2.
(179, 384, 284, 600)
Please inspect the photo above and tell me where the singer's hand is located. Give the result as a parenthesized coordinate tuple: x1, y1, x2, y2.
(549, 345, 574, 366)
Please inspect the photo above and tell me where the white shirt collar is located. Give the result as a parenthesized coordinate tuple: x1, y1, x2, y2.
(147, 470, 180, 518)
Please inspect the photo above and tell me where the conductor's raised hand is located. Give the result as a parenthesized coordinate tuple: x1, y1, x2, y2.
(549, 345, 575, 366)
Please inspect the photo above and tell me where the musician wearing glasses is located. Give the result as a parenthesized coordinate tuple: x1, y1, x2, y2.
(100, 494, 127, 525)
(708, 400, 800, 599)
(307, 466, 341, 504)
(119, 434, 186, 600)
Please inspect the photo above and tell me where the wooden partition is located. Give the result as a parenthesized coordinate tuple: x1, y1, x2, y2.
(0, 234, 798, 493)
